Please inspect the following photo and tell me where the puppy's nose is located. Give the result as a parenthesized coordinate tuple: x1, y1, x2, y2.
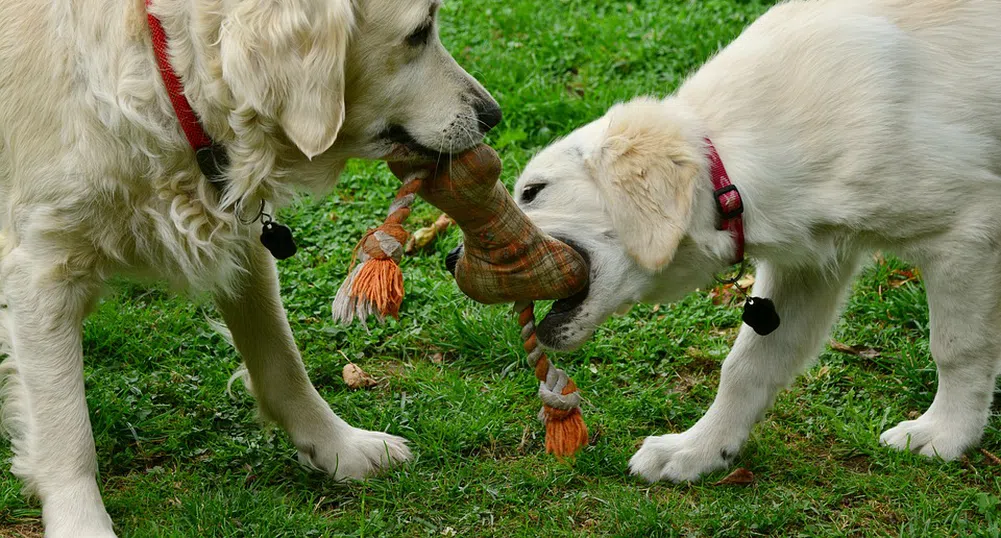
(474, 100, 502, 133)
(445, 244, 463, 276)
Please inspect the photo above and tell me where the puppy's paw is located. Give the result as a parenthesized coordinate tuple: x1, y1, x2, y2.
(298, 427, 412, 480)
(879, 415, 979, 461)
(628, 430, 741, 483)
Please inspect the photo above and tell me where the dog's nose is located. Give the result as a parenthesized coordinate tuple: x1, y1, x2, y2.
(474, 100, 502, 133)
(445, 244, 463, 276)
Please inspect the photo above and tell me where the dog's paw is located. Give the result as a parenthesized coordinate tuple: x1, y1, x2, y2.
(298, 427, 412, 480)
(879, 415, 978, 460)
(628, 430, 740, 483)
(42, 480, 118, 538)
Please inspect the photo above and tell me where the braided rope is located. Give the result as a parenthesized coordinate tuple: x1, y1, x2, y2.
(515, 301, 582, 410)
(332, 171, 426, 325)
(516, 301, 588, 456)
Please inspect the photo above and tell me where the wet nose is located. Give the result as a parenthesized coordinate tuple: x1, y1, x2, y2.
(474, 99, 502, 133)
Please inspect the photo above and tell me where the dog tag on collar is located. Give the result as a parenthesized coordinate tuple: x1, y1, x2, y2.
(742, 296, 780, 336)
(260, 220, 297, 260)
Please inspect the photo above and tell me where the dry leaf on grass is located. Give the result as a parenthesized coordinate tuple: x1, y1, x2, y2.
(342, 363, 377, 389)
(714, 467, 755, 486)
(829, 340, 880, 360)
(888, 268, 920, 288)
(709, 283, 740, 306)
(709, 274, 756, 306)
(404, 213, 453, 254)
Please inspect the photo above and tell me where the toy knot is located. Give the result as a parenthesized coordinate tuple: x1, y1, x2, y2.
(516, 301, 588, 458)
(332, 174, 423, 326)
(361, 223, 408, 261)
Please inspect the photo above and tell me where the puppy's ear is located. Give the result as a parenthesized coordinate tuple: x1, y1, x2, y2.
(586, 98, 700, 272)
(221, 0, 352, 159)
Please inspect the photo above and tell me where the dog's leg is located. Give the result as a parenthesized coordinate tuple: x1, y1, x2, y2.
(0, 249, 113, 537)
(629, 259, 857, 482)
(215, 245, 411, 480)
(879, 248, 1001, 460)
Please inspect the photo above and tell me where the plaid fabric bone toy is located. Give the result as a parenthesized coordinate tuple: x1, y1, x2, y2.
(332, 145, 591, 456)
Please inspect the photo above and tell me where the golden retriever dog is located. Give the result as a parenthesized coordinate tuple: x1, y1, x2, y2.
(0, 0, 499, 535)
(514, 0, 1001, 483)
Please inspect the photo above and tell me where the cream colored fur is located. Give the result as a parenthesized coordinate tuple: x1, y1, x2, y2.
(0, 0, 498, 536)
(516, 0, 1001, 483)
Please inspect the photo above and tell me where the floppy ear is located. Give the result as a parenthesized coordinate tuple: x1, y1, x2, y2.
(585, 98, 700, 272)
(220, 0, 352, 159)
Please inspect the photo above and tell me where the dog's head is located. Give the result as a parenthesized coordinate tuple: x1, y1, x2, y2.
(217, 0, 499, 183)
(515, 98, 726, 350)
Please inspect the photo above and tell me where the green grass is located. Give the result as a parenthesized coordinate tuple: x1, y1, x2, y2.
(3, 0, 1001, 536)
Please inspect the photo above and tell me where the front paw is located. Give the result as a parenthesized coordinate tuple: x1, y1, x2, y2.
(298, 427, 412, 480)
(879, 414, 980, 461)
(628, 430, 741, 483)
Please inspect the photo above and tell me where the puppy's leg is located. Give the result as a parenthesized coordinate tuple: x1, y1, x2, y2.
(215, 245, 411, 480)
(0, 249, 113, 537)
(879, 248, 1001, 460)
(629, 260, 857, 482)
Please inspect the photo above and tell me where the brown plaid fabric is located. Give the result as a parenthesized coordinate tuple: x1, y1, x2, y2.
(391, 145, 589, 305)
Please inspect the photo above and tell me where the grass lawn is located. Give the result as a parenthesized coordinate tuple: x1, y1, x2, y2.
(3, 0, 1001, 536)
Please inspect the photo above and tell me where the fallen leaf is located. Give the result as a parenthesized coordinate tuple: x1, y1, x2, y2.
(709, 283, 739, 306)
(404, 214, 453, 254)
(342, 363, 377, 389)
(431, 353, 444, 364)
(715, 467, 754, 486)
(829, 340, 880, 359)
(888, 268, 920, 288)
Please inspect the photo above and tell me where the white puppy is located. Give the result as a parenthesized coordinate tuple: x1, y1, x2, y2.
(515, 0, 1001, 483)
(0, 0, 499, 535)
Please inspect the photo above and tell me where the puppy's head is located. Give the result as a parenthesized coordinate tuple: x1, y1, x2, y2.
(219, 0, 499, 166)
(516, 97, 722, 350)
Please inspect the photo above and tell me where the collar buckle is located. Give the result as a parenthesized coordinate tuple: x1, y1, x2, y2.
(713, 183, 743, 222)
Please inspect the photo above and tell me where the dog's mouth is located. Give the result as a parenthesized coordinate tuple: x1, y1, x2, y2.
(536, 239, 592, 344)
(380, 124, 459, 161)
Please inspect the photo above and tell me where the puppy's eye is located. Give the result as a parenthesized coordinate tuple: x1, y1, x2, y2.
(406, 23, 433, 47)
(520, 183, 546, 204)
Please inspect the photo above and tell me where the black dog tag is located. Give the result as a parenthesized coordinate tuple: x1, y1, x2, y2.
(742, 296, 780, 335)
(260, 220, 297, 260)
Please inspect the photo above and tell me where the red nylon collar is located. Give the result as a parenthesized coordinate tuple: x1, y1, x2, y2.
(704, 138, 745, 265)
(146, 0, 213, 151)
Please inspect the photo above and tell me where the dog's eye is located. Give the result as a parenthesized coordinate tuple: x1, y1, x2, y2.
(406, 23, 433, 47)
(520, 183, 546, 204)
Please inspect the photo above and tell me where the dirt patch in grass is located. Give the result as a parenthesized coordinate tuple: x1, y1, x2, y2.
(0, 523, 42, 538)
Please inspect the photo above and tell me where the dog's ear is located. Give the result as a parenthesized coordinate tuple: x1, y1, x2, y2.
(220, 0, 352, 159)
(585, 98, 700, 272)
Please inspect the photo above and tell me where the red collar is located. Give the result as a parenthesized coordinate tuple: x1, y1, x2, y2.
(704, 138, 744, 265)
(146, 1, 228, 182)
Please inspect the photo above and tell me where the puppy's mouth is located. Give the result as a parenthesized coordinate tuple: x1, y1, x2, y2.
(537, 239, 592, 348)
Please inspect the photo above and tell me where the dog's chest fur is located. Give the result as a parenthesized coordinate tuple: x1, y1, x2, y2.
(0, 0, 259, 293)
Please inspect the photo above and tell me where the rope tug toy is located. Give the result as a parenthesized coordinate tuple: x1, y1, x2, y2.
(516, 301, 589, 456)
(331, 175, 422, 325)
(333, 145, 591, 457)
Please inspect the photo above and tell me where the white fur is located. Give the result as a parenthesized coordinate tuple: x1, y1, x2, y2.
(0, 0, 498, 535)
(516, 0, 1001, 483)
